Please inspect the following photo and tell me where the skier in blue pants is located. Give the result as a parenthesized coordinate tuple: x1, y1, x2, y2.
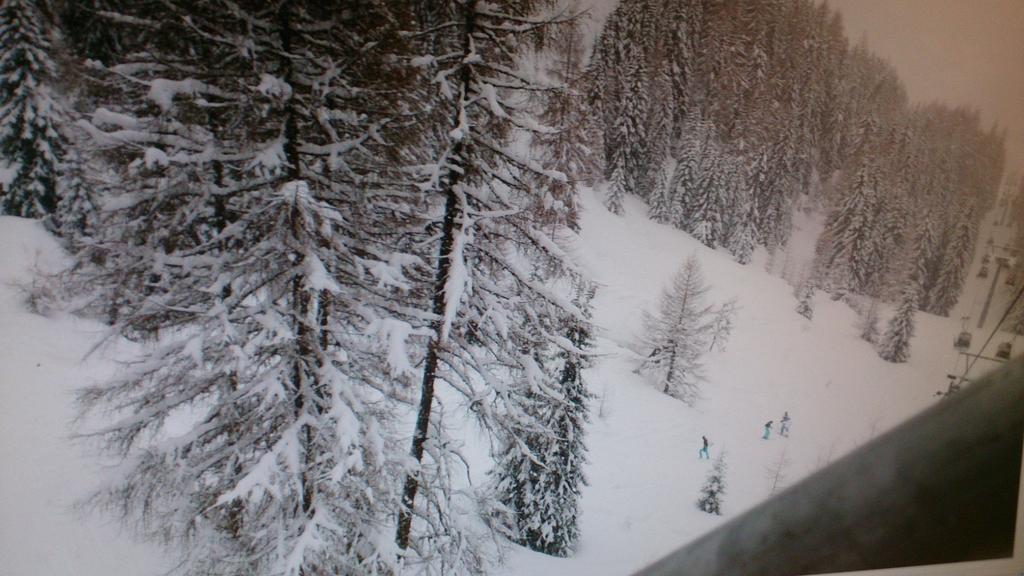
(762, 420, 773, 440)
(699, 435, 710, 459)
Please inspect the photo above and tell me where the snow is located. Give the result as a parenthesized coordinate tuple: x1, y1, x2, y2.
(91, 108, 139, 130)
(0, 188, 1012, 575)
(498, 189, 1003, 575)
(0, 217, 167, 576)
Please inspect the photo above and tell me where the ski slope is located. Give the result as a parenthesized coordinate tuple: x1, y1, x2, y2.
(500, 188, 1009, 575)
(0, 189, 1012, 575)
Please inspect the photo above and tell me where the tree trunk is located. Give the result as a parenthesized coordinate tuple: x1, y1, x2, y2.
(396, 0, 476, 552)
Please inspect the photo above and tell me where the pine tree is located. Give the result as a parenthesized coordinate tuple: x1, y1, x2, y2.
(605, 145, 627, 215)
(495, 282, 594, 557)
(647, 156, 673, 224)
(795, 278, 815, 320)
(879, 283, 918, 363)
(697, 452, 727, 515)
(910, 213, 942, 312)
(637, 255, 731, 404)
(929, 209, 976, 316)
(0, 0, 64, 220)
(820, 160, 880, 294)
(55, 150, 96, 240)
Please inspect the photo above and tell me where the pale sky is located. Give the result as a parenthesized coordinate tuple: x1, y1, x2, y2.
(830, 0, 1024, 175)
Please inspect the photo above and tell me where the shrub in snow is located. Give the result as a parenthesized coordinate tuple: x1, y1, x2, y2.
(698, 452, 727, 515)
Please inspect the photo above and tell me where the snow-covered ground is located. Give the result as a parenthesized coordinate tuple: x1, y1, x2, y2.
(0, 190, 1014, 575)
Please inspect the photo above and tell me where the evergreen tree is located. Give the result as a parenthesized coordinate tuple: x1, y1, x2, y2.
(909, 213, 942, 312)
(55, 150, 96, 240)
(820, 160, 880, 294)
(0, 0, 64, 219)
(637, 255, 731, 404)
(929, 208, 976, 316)
(605, 142, 628, 215)
(697, 452, 727, 515)
(495, 282, 594, 557)
(795, 278, 815, 320)
(879, 283, 918, 363)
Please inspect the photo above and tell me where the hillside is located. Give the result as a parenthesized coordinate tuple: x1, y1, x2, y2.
(0, 191, 1010, 575)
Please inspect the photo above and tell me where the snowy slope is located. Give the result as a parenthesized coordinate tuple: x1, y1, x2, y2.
(0, 217, 167, 576)
(0, 192, 1008, 575)
(500, 188, 993, 575)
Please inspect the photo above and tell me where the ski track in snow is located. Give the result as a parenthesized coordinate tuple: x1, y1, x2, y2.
(0, 190, 1014, 575)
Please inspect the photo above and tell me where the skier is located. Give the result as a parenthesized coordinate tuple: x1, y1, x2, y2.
(699, 435, 710, 459)
(780, 411, 791, 437)
(762, 420, 773, 440)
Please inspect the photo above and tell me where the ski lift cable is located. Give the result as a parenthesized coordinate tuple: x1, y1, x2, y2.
(964, 282, 1024, 379)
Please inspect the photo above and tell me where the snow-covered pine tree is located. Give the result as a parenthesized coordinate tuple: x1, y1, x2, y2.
(697, 452, 727, 515)
(795, 277, 815, 320)
(395, 2, 592, 572)
(819, 159, 880, 294)
(605, 151, 627, 215)
(879, 282, 918, 363)
(647, 155, 674, 224)
(909, 212, 942, 312)
(928, 207, 976, 316)
(0, 0, 64, 220)
(56, 150, 96, 241)
(73, 3, 422, 574)
(637, 255, 731, 404)
(495, 281, 594, 557)
(685, 152, 729, 248)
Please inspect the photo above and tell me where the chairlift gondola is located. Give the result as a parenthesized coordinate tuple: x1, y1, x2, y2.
(996, 342, 1012, 361)
(954, 331, 972, 351)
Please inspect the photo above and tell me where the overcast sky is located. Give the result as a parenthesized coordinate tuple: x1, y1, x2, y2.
(830, 0, 1024, 179)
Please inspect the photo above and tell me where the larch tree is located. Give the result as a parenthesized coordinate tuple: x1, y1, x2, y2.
(73, 2, 421, 574)
(637, 255, 732, 404)
(395, 1, 592, 572)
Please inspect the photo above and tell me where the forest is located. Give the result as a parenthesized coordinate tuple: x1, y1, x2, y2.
(0, 0, 1017, 574)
